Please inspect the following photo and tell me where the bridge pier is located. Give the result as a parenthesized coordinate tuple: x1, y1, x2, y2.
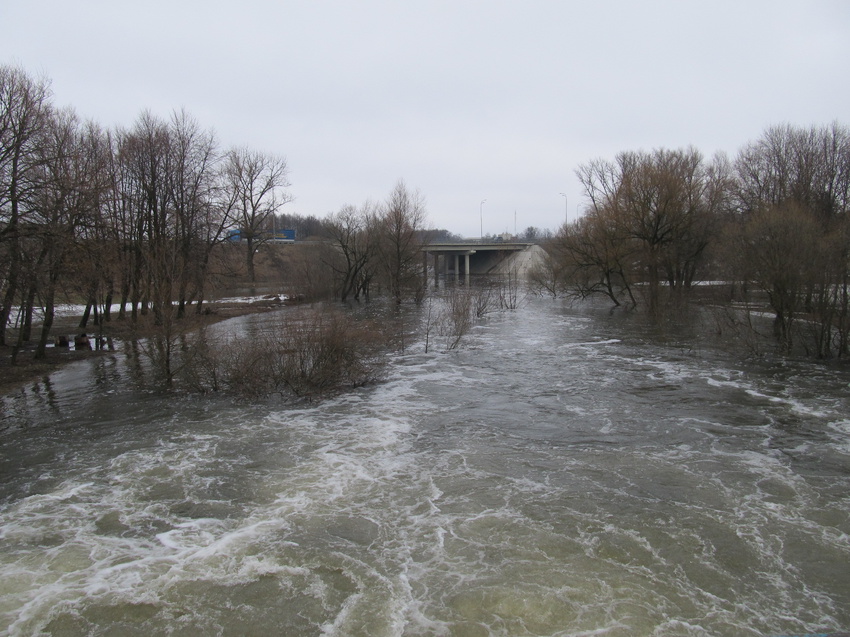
(445, 252, 470, 285)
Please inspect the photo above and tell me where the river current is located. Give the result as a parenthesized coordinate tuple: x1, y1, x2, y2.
(1, 298, 849, 636)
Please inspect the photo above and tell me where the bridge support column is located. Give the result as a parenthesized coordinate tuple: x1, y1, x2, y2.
(424, 252, 429, 288)
(454, 254, 459, 283)
(464, 253, 470, 286)
(433, 253, 439, 287)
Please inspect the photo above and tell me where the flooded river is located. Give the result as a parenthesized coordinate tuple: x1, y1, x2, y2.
(1, 298, 849, 636)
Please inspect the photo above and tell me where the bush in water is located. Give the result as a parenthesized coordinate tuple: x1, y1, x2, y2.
(181, 307, 388, 399)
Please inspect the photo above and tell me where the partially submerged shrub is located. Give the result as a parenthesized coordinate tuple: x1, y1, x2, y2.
(182, 307, 388, 399)
(423, 287, 474, 353)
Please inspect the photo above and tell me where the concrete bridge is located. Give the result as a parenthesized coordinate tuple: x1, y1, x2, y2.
(422, 242, 533, 285)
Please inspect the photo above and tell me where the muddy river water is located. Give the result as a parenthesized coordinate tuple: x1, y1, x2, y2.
(1, 298, 849, 636)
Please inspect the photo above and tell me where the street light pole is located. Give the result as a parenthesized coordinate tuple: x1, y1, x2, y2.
(560, 192, 568, 224)
(480, 199, 486, 241)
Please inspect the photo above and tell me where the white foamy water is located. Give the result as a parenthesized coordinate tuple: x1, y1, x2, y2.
(1, 299, 849, 636)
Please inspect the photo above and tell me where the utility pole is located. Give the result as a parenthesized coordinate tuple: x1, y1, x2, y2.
(480, 199, 486, 241)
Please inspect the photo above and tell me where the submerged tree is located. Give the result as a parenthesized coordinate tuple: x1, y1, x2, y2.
(564, 147, 729, 310)
(0, 65, 52, 347)
(165, 109, 219, 317)
(732, 123, 850, 357)
(32, 111, 109, 358)
(377, 180, 428, 304)
(738, 202, 821, 351)
(323, 202, 380, 302)
(322, 181, 430, 304)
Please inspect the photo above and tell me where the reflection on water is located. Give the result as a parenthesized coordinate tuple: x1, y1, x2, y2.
(1, 298, 849, 636)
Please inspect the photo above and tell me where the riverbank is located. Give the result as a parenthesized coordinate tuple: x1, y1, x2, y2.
(0, 294, 290, 395)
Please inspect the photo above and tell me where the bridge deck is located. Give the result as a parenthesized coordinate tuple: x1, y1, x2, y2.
(422, 242, 532, 253)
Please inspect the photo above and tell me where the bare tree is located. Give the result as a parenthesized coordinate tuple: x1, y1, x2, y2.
(323, 203, 380, 301)
(165, 109, 218, 316)
(738, 202, 821, 352)
(122, 111, 177, 325)
(549, 208, 639, 307)
(733, 123, 850, 356)
(101, 110, 223, 326)
(32, 111, 108, 358)
(377, 180, 428, 304)
(735, 122, 850, 221)
(438, 287, 473, 351)
(527, 245, 564, 298)
(221, 146, 291, 283)
(0, 64, 52, 346)
(101, 126, 143, 321)
(571, 147, 727, 311)
(497, 266, 523, 310)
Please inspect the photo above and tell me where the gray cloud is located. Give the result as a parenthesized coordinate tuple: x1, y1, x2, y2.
(3, 0, 848, 236)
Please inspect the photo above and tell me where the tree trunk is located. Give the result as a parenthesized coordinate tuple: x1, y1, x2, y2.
(0, 262, 18, 347)
(35, 287, 57, 359)
(80, 303, 93, 329)
(246, 237, 256, 282)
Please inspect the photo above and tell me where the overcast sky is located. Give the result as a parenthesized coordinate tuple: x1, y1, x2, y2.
(3, 1, 849, 237)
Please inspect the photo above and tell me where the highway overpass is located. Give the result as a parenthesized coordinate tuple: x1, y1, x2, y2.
(422, 242, 533, 285)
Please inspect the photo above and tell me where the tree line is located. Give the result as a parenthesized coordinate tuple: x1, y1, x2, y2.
(532, 123, 850, 359)
(5, 62, 850, 367)
(1, 65, 300, 359)
(1, 65, 437, 362)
